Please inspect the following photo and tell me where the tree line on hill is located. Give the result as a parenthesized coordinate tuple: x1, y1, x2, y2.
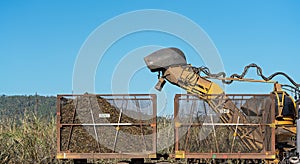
(0, 94, 56, 121)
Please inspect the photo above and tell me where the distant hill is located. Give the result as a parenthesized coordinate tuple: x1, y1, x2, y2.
(0, 95, 56, 120)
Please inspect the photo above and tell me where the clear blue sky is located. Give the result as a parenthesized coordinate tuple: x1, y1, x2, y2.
(1, 1, 300, 99)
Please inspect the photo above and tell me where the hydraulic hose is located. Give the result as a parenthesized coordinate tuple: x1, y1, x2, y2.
(197, 63, 300, 88)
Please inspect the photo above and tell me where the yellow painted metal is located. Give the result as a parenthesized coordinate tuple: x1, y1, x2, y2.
(148, 153, 157, 158)
(273, 89, 297, 121)
(275, 120, 294, 125)
(175, 151, 185, 158)
(56, 153, 66, 159)
(274, 91, 285, 118)
(269, 123, 276, 128)
(175, 122, 181, 128)
(281, 126, 297, 134)
(56, 154, 63, 159)
(271, 155, 276, 159)
(267, 159, 279, 164)
(207, 82, 224, 99)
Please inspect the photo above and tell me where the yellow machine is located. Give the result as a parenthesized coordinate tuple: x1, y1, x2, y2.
(144, 48, 299, 163)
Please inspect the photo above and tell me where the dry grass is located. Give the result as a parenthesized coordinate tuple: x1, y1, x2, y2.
(0, 111, 177, 163)
(0, 109, 260, 163)
(0, 109, 58, 163)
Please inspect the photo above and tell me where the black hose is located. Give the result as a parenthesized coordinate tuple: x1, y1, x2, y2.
(282, 84, 300, 99)
(196, 63, 300, 88)
(281, 84, 300, 92)
(197, 66, 226, 79)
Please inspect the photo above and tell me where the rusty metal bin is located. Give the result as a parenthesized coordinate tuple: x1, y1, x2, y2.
(56, 94, 157, 160)
(173, 94, 276, 160)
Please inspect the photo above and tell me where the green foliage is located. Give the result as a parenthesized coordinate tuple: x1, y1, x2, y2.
(0, 94, 56, 120)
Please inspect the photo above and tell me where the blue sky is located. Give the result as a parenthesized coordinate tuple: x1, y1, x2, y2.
(1, 1, 300, 103)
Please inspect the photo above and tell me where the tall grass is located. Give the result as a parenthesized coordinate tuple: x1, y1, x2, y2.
(0, 109, 57, 163)
(0, 112, 178, 163)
